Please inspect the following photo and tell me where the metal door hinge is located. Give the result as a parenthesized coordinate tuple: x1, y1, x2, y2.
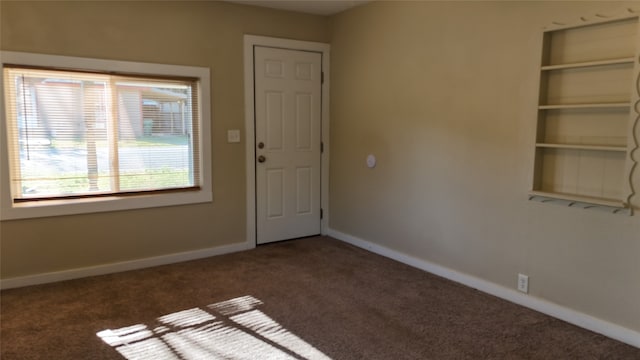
(321, 142, 324, 153)
(320, 208, 323, 219)
(321, 72, 324, 84)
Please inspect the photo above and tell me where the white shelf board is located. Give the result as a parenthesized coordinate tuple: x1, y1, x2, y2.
(535, 143, 627, 152)
(529, 190, 626, 209)
(542, 13, 640, 32)
(541, 57, 634, 71)
(539, 103, 631, 110)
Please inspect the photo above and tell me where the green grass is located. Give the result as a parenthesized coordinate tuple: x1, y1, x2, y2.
(21, 168, 191, 197)
(119, 135, 189, 147)
(20, 135, 191, 197)
(50, 135, 188, 149)
(119, 168, 190, 190)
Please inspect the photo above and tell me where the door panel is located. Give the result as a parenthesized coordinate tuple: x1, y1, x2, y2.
(266, 91, 284, 151)
(266, 169, 284, 219)
(255, 46, 322, 244)
(296, 167, 312, 215)
(295, 93, 313, 151)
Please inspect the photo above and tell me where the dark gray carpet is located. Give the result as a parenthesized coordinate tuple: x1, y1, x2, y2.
(1, 236, 639, 359)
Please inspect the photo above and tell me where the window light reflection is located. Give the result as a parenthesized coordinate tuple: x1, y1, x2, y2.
(97, 295, 331, 360)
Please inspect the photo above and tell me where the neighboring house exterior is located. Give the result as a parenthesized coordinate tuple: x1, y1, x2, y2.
(17, 76, 189, 143)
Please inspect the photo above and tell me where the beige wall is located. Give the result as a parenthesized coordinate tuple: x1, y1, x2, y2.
(329, 1, 640, 332)
(0, 1, 329, 277)
(2, 0, 639, 337)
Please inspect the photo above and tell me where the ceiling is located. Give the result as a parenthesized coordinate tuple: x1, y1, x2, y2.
(224, 0, 370, 16)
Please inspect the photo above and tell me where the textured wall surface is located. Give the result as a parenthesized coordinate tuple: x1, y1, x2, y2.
(329, 1, 640, 332)
(0, 1, 329, 277)
(1, 0, 639, 337)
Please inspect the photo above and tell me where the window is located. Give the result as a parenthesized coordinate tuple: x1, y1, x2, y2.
(1, 52, 211, 220)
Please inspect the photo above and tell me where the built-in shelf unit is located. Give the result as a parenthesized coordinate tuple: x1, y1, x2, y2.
(530, 10, 640, 214)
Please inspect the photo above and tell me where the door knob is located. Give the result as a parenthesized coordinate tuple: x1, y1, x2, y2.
(258, 142, 265, 149)
(258, 155, 266, 163)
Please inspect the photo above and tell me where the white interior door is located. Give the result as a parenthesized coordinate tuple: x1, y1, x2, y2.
(254, 46, 322, 244)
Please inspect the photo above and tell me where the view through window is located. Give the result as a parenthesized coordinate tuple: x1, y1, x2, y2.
(3, 66, 200, 201)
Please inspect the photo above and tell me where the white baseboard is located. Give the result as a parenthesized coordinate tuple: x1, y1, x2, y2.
(326, 228, 640, 349)
(0, 241, 254, 290)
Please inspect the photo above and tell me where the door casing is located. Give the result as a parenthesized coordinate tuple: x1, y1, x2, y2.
(243, 35, 330, 247)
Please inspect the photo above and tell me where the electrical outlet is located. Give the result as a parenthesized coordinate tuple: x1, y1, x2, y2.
(518, 273, 529, 293)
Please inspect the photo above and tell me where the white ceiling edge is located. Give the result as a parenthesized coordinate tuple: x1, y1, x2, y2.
(223, 0, 371, 16)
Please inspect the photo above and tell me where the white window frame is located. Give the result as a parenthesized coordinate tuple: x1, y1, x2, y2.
(0, 51, 212, 220)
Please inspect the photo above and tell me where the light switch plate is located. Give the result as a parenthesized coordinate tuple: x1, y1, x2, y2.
(227, 129, 240, 143)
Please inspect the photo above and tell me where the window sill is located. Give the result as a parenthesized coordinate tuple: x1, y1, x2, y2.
(0, 189, 212, 220)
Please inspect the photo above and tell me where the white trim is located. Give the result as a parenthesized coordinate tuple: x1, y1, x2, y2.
(0, 241, 252, 290)
(327, 228, 640, 349)
(243, 35, 330, 246)
(0, 51, 212, 220)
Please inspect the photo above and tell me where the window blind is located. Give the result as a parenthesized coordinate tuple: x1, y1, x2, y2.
(3, 66, 201, 201)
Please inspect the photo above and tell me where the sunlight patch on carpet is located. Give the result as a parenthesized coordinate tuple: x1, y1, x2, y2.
(97, 295, 331, 360)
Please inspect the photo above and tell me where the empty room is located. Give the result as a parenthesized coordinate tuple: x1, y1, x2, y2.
(1, 0, 639, 358)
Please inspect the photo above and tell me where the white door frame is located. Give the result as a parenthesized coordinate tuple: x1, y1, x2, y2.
(243, 35, 330, 247)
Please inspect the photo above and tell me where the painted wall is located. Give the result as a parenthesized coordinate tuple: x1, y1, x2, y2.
(2, 0, 639, 338)
(0, 1, 329, 277)
(329, 1, 640, 332)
